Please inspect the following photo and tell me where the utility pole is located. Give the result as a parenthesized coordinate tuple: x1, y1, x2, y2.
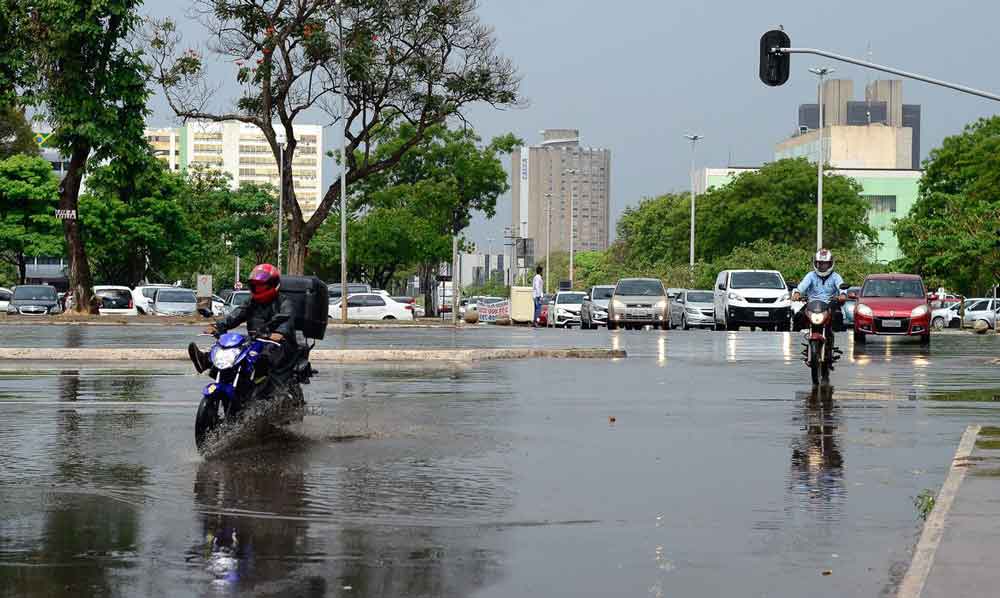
(337, 0, 349, 323)
(276, 143, 284, 270)
(683, 134, 704, 284)
(562, 169, 577, 288)
(544, 192, 552, 294)
(808, 67, 833, 250)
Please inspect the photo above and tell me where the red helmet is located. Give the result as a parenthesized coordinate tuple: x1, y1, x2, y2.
(248, 263, 281, 304)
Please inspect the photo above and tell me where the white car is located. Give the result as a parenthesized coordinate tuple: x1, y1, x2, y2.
(132, 284, 173, 315)
(931, 303, 962, 330)
(713, 269, 792, 331)
(93, 285, 138, 316)
(0, 287, 11, 312)
(330, 293, 414, 321)
(553, 291, 586, 328)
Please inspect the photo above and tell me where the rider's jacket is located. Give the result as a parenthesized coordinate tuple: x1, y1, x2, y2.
(216, 295, 297, 346)
(795, 271, 844, 303)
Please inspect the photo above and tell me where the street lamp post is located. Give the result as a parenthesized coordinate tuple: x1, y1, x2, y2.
(336, 0, 348, 322)
(808, 67, 834, 250)
(683, 134, 704, 284)
(562, 169, 577, 288)
(544, 192, 552, 294)
(276, 143, 284, 270)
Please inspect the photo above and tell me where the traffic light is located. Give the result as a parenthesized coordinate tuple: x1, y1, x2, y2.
(759, 30, 791, 86)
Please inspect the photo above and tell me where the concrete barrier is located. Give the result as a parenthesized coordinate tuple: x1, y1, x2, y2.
(0, 347, 626, 362)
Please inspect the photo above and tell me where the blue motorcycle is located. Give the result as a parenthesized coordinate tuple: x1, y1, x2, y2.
(194, 332, 311, 451)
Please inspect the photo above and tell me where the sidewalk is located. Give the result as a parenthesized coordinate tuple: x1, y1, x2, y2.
(899, 425, 1000, 597)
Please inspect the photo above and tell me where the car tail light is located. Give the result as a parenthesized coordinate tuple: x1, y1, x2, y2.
(405, 304, 413, 310)
(128, 299, 133, 309)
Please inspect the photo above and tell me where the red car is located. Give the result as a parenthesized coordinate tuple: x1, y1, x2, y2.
(539, 302, 550, 327)
(853, 273, 931, 344)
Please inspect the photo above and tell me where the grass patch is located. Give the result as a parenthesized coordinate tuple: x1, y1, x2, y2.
(975, 439, 1000, 450)
(925, 389, 1000, 402)
(914, 489, 936, 520)
(980, 426, 1000, 437)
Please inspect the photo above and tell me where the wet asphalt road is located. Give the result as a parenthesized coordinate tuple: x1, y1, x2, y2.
(1, 326, 999, 597)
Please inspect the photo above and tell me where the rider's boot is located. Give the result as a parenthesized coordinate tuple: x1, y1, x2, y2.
(188, 342, 211, 374)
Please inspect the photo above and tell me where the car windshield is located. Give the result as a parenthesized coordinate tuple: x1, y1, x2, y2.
(156, 290, 195, 303)
(730, 272, 784, 290)
(557, 293, 586, 304)
(347, 284, 369, 294)
(616, 280, 663, 296)
(96, 289, 131, 308)
(686, 291, 713, 303)
(591, 287, 614, 300)
(13, 286, 56, 301)
(862, 279, 924, 298)
(231, 292, 250, 306)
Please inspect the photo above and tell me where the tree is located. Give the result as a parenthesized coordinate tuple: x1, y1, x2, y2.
(895, 116, 1000, 295)
(616, 159, 878, 269)
(147, 0, 520, 274)
(0, 105, 39, 159)
(0, 154, 63, 283)
(10, 0, 152, 311)
(79, 155, 198, 287)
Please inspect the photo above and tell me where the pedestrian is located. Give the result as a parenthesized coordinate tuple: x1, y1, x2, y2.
(532, 265, 543, 327)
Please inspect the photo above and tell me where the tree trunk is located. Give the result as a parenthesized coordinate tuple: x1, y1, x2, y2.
(59, 144, 93, 313)
(421, 263, 436, 318)
(16, 252, 26, 284)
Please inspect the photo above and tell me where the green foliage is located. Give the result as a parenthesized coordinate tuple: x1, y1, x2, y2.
(0, 154, 63, 282)
(0, 105, 39, 159)
(463, 280, 510, 299)
(617, 159, 877, 268)
(79, 155, 196, 286)
(896, 116, 1000, 295)
(914, 489, 936, 520)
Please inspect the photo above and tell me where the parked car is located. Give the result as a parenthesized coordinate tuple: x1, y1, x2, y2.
(327, 283, 372, 303)
(581, 285, 615, 329)
(607, 278, 669, 330)
(552, 291, 586, 328)
(931, 302, 963, 330)
(713, 270, 791, 331)
(841, 286, 862, 329)
(669, 289, 715, 330)
(329, 293, 413, 321)
(132, 284, 173, 315)
(223, 290, 251, 316)
(539, 297, 552, 327)
(0, 287, 11, 312)
(853, 273, 930, 344)
(93, 285, 138, 316)
(6, 284, 62, 315)
(149, 288, 198, 316)
(962, 298, 998, 330)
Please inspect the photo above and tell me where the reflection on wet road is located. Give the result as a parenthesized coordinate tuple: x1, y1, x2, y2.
(0, 329, 998, 597)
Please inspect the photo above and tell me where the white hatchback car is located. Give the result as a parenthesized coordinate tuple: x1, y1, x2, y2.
(132, 284, 174, 315)
(330, 293, 414, 321)
(0, 287, 11, 312)
(94, 285, 138, 316)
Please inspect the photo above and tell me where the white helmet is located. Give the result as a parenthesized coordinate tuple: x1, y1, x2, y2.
(814, 249, 834, 277)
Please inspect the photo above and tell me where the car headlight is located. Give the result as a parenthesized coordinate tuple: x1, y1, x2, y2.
(779, 293, 790, 302)
(211, 347, 241, 370)
(49, 306, 62, 314)
(856, 304, 873, 317)
(728, 292, 744, 302)
(655, 300, 667, 310)
(685, 307, 701, 314)
(6, 306, 16, 314)
(612, 300, 625, 310)
(911, 304, 929, 317)
(809, 312, 826, 325)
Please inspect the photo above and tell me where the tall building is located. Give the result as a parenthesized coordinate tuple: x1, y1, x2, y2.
(783, 79, 921, 169)
(510, 129, 611, 271)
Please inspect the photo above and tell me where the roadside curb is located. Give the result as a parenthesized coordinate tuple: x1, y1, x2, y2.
(0, 347, 627, 362)
(897, 424, 981, 598)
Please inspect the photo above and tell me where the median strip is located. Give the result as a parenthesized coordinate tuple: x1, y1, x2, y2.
(0, 347, 626, 362)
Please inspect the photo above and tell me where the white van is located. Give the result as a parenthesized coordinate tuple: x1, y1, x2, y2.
(713, 269, 792, 331)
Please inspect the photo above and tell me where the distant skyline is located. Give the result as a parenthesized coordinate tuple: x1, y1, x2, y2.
(145, 0, 1000, 252)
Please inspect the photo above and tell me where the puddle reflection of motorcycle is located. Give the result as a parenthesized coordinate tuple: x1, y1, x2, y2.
(789, 387, 846, 516)
(191, 452, 324, 594)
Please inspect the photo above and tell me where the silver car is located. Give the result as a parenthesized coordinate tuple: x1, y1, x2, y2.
(149, 288, 198, 316)
(669, 289, 715, 330)
(581, 285, 614, 329)
(607, 278, 669, 331)
(963, 298, 998, 329)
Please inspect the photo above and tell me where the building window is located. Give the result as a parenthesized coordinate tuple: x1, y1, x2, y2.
(864, 194, 897, 215)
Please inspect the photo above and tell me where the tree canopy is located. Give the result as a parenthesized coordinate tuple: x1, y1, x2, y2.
(0, 105, 39, 159)
(0, 154, 63, 283)
(895, 116, 1000, 295)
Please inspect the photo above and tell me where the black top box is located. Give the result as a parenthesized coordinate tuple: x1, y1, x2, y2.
(280, 275, 329, 340)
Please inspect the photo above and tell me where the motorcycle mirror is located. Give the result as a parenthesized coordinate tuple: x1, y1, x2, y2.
(839, 283, 851, 290)
(847, 292, 857, 300)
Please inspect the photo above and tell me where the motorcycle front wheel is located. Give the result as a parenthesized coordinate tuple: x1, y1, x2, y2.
(195, 396, 221, 451)
(809, 339, 829, 386)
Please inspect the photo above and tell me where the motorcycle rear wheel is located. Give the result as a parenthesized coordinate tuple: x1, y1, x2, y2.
(195, 396, 221, 451)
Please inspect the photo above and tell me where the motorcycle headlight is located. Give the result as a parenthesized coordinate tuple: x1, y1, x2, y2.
(911, 304, 929, 318)
(809, 312, 827, 325)
(728, 292, 744, 302)
(856, 303, 873, 317)
(211, 347, 241, 370)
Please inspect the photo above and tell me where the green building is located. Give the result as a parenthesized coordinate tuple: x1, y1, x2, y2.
(695, 167, 921, 264)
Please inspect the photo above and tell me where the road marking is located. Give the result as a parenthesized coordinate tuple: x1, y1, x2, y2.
(897, 424, 980, 598)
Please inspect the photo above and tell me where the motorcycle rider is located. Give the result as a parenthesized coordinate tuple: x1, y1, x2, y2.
(188, 263, 298, 397)
(792, 248, 848, 339)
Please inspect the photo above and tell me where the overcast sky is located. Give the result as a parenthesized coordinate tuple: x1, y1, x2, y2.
(146, 0, 1000, 251)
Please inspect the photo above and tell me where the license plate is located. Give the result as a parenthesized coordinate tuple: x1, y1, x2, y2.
(754, 311, 769, 317)
(882, 319, 902, 328)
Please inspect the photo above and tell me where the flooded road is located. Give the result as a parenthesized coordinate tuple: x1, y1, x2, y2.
(1, 328, 999, 597)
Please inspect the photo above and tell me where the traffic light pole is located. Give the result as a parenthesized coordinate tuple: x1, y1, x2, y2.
(773, 46, 1000, 103)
